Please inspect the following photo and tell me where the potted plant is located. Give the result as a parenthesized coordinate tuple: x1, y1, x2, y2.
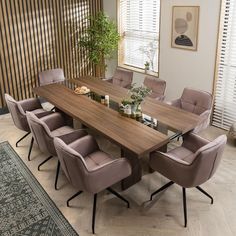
(120, 84, 151, 117)
(139, 40, 158, 72)
(144, 61, 150, 73)
(79, 12, 120, 77)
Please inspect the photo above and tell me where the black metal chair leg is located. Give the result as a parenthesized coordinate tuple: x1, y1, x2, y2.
(196, 186, 214, 204)
(28, 137, 34, 161)
(55, 161, 60, 190)
(92, 194, 97, 234)
(150, 181, 174, 201)
(38, 155, 53, 171)
(182, 187, 187, 227)
(67, 191, 83, 207)
(16, 132, 30, 147)
(107, 187, 130, 208)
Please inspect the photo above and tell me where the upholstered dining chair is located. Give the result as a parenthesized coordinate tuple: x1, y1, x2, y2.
(26, 111, 87, 190)
(104, 68, 133, 89)
(38, 68, 68, 113)
(54, 135, 132, 234)
(4, 94, 50, 160)
(167, 88, 213, 133)
(149, 132, 227, 227)
(143, 75, 166, 101)
(38, 68, 65, 86)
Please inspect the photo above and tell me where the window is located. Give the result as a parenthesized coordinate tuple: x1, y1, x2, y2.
(212, 0, 236, 130)
(118, 0, 160, 74)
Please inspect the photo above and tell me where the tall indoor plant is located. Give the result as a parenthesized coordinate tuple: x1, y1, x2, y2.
(79, 12, 120, 77)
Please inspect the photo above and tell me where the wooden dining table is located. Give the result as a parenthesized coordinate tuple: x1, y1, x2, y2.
(33, 77, 201, 189)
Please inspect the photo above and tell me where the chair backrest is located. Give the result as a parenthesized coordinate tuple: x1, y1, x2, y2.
(112, 68, 133, 88)
(5, 94, 29, 132)
(39, 68, 65, 86)
(180, 88, 212, 115)
(26, 112, 63, 155)
(54, 135, 98, 192)
(189, 134, 227, 187)
(143, 75, 166, 100)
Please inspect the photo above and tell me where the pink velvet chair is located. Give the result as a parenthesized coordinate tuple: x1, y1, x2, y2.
(168, 88, 213, 133)
(38, 68, 65, 86)
(143, 75, 166, 101)
(26, 111, 87, 190)
(104, 68, 133, 89)
(54, 135, 131, 234)
(4, 93, 51, 160)
(149, 132, 227, 227)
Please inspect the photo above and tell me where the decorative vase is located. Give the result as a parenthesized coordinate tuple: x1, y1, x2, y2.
(131, 103, 142, 118)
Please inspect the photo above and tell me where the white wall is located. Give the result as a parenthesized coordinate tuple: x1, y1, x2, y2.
(103, 0, 221, 100)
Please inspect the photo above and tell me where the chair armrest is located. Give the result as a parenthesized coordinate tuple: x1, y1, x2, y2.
(35, 111, 54, 119)
(149, 151, 199, 187)
(155, 95, 165, 101)
(166, 98, 181, 107)
(18, 98, 42, 113)
(57, 129, 88, 145)
(69, 135, 99, 157)
(193, 110, 211, 133)
(200, 109, 211, 119)
(102, 78, 113, 83)
(86, 158, 131, 193)
(151, 151, 190, 166)
(40, 112, 66, 131)
(182, 133, 209, 153)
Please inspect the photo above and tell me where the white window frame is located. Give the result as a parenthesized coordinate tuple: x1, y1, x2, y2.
(212, 0, 236, 130)
(117, 0, 161, 76)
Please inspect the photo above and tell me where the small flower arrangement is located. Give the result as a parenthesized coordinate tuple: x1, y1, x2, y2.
(120, 84, 151, 117)
(129, 84, 151, 104)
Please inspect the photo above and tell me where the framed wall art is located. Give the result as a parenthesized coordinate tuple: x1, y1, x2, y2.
(171, 6, 200, 51)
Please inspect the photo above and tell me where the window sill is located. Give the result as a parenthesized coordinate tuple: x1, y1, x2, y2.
(118, 64, 159, 77)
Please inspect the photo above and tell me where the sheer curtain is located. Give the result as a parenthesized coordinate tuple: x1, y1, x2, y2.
(213, 0, 236, 130)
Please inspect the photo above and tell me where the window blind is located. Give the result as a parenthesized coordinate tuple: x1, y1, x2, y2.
(212, 0, 236, 130)
(118, 0, 160, 73)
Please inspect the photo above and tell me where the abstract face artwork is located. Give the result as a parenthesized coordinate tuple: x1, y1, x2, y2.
(171, 6, 200, 50)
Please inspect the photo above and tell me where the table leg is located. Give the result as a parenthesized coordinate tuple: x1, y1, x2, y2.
(121, 149, 142, 190)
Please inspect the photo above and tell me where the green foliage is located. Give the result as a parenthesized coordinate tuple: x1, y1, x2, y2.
(79, 12, 120, 67)
(144, 61, 150, 70)
(121, 84, 151, 105)
(129, 84, 152, 104)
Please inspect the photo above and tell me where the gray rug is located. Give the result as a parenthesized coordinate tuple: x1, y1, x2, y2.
(0, 141, 79, 236)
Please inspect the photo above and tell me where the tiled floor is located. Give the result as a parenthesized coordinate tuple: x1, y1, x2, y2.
(0, 111, 236, 236)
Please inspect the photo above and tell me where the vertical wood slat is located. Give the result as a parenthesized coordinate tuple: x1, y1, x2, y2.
(0, 1, 10, 101)
(0, 0, 102, 110)
(16, 0, 28, 99)
(65, 0, 71, 79)
(2, 1, 17, 100)
(22, 0, 33, 97)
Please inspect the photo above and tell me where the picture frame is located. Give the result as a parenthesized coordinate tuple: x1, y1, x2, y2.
(171, 6, 200, 51)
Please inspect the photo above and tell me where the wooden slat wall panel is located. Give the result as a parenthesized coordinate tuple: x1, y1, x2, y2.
(0, 0, 102, 109)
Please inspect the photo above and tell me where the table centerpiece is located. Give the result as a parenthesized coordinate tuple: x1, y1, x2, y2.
(120, 84, 151, 118)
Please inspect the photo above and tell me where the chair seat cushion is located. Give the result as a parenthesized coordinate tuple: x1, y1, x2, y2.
(84, 151, 114, 170)
(51, 126, 74, 137)
(168, 146, 195, 164)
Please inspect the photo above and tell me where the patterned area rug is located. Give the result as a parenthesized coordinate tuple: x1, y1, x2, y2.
(0, 141, 79, 236)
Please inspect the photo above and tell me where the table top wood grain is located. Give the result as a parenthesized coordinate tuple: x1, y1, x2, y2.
(71, 77, 201, 133)
(33, 83, 169, 157)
